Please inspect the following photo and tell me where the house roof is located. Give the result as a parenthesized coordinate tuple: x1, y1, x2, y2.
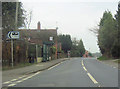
(18, 29, 57, 45)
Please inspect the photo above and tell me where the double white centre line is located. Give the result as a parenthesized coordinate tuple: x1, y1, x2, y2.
(3, 72, 41, 87)
(3, 75, 27, 84)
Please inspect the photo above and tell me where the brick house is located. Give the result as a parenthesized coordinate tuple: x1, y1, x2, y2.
(18, 22, 58, 62)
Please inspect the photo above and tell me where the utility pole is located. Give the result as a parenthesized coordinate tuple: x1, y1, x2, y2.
(11, 2, 18, 67)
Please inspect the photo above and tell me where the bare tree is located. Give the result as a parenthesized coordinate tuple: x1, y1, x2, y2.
(24, 10, 32, 29)
(89, 26, 99, 36)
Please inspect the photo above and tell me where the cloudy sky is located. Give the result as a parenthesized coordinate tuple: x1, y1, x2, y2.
(20, 0, 119, 53)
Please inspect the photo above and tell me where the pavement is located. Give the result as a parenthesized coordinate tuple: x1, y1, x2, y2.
(2, 58, 69, 83)
(2, 57, 118, 88)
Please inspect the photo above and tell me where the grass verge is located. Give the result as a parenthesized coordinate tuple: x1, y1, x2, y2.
(97, 56, 110, 61)
(98, 56, 120, 64)
(114, 59, 120, 63)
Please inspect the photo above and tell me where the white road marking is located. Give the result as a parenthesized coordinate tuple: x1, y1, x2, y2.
(3, 81, 11, 84)
(8, 83, 16, 87)
(33, 71, 40, 75)
(16, 80, 22, 83)
(18, 75, 26, 79)
(11, 79, 17, 81)
(87, 73, 98, 84)
(27, 76, 33, 79)
(4, 71, 41, 87)
(48, 66, 55, 70)
(3, 79, 17, 84)
(14, 72, 41, 84)
(56, 63, 61, 66)
(3, 75, 27, 84)
(48, 63, 61, 70)
(21, 77, 29, 81)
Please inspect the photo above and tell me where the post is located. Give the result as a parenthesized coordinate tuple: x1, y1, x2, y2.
(15, 2, 18, 28)
(11, 39, 13, 67)
(36, 44, 38, 62)
(67, 51, 70, 59)
(43, 44, 46, 62)
(9, 2, 18, 67)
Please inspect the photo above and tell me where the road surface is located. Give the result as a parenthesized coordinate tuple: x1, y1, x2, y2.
(3, 58, 118, 87)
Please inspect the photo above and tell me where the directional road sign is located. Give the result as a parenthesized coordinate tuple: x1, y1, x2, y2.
(8, 31, 20, 39)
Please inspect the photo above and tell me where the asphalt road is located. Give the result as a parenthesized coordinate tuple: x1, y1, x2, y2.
(5, 58, 118, 87)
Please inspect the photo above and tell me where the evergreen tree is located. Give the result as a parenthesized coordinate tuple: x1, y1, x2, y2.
(98, 11, 116, 57)
(90, 3, 120, 59)
(111, 2, 120, 58)
(2, 2, 26, 66)
(2, 2, 25, 40)
(71, 38, 86, 57)
(58, 34, 72, 53)
(78, 39, 85, 57)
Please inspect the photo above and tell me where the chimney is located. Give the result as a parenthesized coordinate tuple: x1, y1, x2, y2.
(37, 21, 41, 30)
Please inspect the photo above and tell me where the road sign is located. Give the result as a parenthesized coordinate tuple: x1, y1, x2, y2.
(8, 31, 19, 39)
(49, 37, 53, 41)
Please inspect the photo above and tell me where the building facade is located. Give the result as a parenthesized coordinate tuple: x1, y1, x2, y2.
(18, 22, 58, 62)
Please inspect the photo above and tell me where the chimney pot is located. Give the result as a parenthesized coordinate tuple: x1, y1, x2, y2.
(37, 21, 41, 30)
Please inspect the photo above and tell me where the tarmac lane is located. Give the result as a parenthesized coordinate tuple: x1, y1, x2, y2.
(4, 58, 118, 88)
(83, 58, 118, 87)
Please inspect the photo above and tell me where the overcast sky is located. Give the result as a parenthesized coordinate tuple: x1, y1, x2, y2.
(20, 0, 119, 53)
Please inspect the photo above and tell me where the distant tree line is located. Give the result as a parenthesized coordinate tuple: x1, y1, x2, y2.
(58, 35, 86, 57)
(90, 2, 120, 58)
(71, 38, 86, 57)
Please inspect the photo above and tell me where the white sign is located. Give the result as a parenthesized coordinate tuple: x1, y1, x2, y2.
(49, 37, 53, 41)
(8, 31, 19, 39)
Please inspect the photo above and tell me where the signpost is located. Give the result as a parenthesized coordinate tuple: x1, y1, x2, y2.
(8, 2, 19, 67)
(8, 31, 19, 39)
(7, 31, 19, 67)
